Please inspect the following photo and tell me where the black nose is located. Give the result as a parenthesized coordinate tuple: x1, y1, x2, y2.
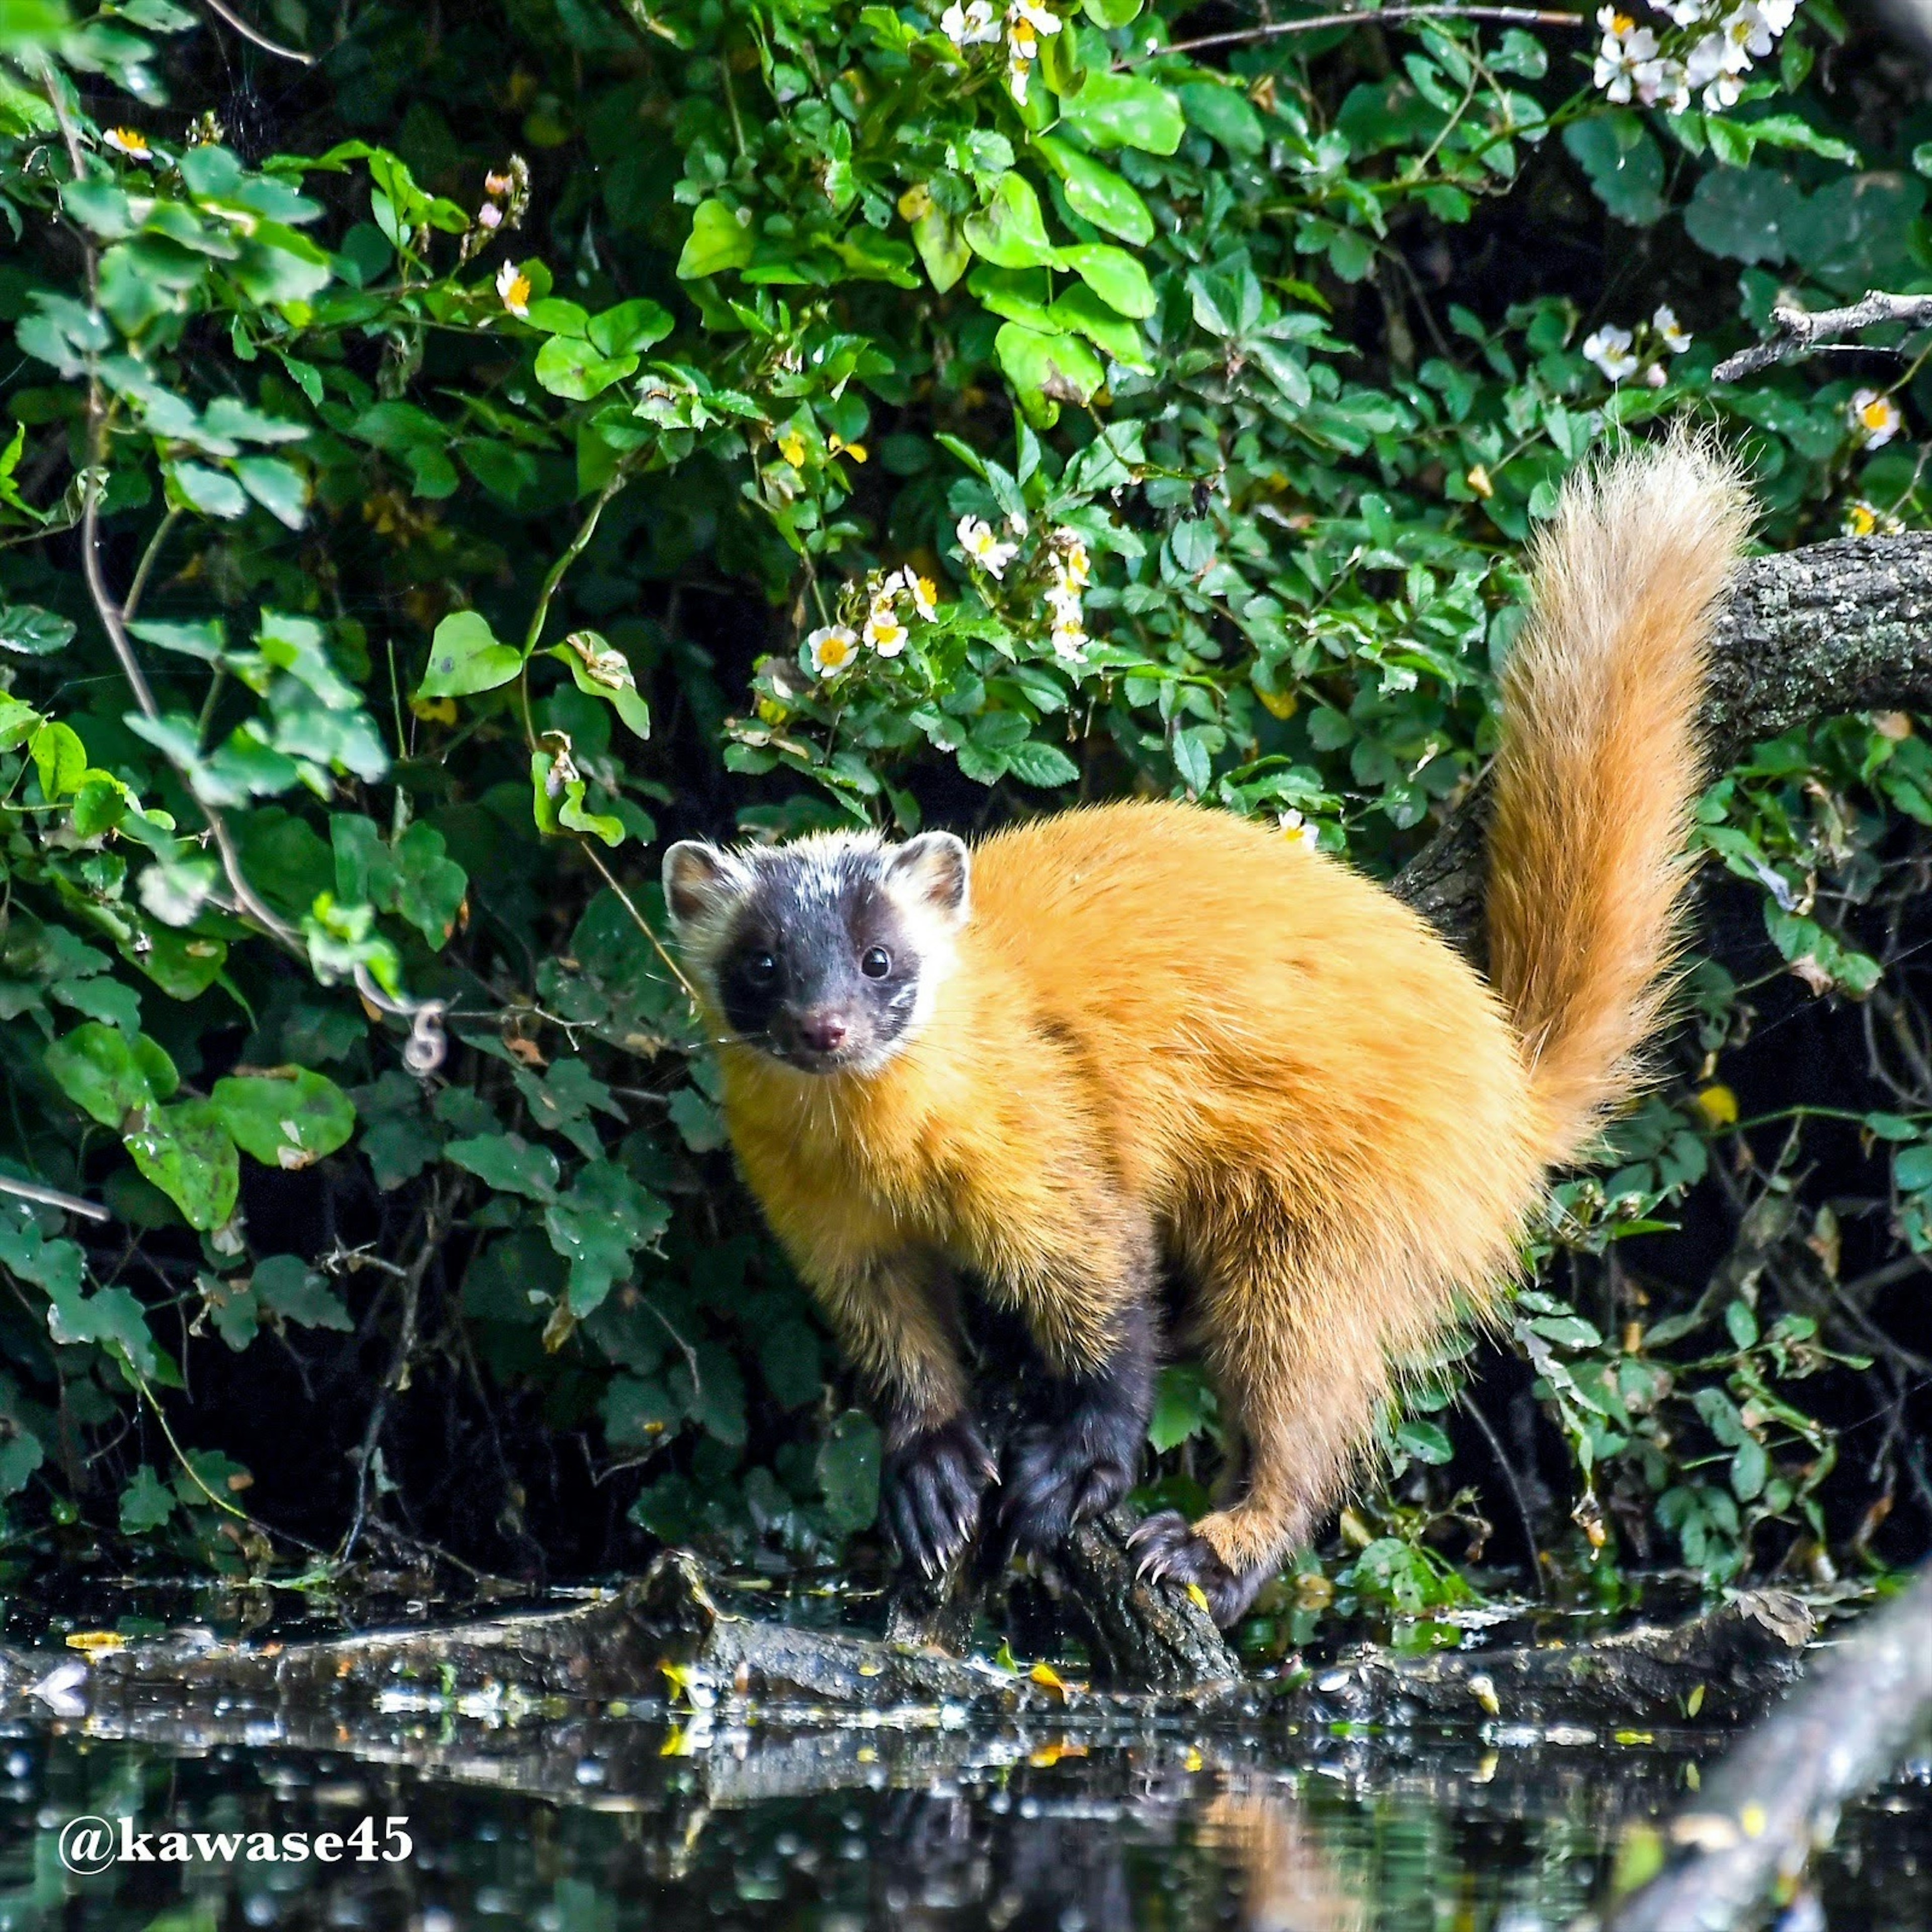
(796, 1009, 849, 1054)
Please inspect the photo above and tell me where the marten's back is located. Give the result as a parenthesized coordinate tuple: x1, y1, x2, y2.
(963, 801, 1544, 1288)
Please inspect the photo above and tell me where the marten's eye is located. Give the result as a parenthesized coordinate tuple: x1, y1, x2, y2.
(745, 951, 778, 983)
(860, 945, 892, 979)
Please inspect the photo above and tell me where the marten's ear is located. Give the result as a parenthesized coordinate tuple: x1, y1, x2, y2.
(662, 841, 745, 931)
(884, 831, 970, 928)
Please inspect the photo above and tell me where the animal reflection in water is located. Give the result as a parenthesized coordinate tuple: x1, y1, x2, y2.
(872, 1781, 1360, 1931)
(1202, 1790, 1365, 1932)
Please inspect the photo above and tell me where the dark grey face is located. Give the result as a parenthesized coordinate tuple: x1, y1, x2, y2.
(713, 850, 926, 1073)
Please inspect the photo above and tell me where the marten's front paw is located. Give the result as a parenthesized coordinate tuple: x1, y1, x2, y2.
(882, 1416, 997, 1577)
(998, 1414, 1139, 1556)
(1128, 1511, 1260, 1627)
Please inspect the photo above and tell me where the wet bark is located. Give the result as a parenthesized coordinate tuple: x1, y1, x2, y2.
(1597, 1563, 1932, 1932)
(0, 1552, 1809, 1756)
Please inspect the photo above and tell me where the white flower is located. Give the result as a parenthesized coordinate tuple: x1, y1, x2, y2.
(1006, 51, 1032, 103)
(1050, 613, 1087, 663)
(957, 515, 1019, 578)
(863, 602, 908, 657)
(495, 261, 531, 318)
(1643, 362, 1668, 388)
(102, 127, 152, 159)
(1654, 304, 1692, 352)
(1052, 530, 1091, 592)
(1277, 809, 1320, 852)
(908, 573, 938, 621)
(940, 0, 1001, 42)
(1728, 1, 1779, 58)
(1850, 389, 1903, 450)
(1582, 324, 1639, 381)
(1003, 4, 1057, 104)
(1653, 0, 1714, 22)
(476, 202, 504, 230)
(1756, 0, 1797, 30)
(1594, 15, 1663, 104)
(807, 624, 860, 677)
(1006, 510, 1029, 537)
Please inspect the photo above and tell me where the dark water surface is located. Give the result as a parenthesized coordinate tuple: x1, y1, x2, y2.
(0, 1582, 1924, 1931)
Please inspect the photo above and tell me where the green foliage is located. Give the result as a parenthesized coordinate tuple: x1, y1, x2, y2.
(0, 0, 1924, 1601)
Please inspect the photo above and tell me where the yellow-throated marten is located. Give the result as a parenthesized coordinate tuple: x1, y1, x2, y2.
(663, 439, 1751, 1624)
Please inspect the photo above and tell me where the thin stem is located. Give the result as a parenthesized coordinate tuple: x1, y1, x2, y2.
(523, 466, 632, 656)
(579, 840, 706, 1013)
(0, 1172, 109, 1223)
(1137, 4, 1585, 60)
(122, 506, 181, 622)
(200, 0, 314, 64)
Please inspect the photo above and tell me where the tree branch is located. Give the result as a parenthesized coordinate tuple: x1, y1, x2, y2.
(1391, 531, 1932, 950)
(1714, 290, 1932, 382)
(1597, 1562, 1932, 1931)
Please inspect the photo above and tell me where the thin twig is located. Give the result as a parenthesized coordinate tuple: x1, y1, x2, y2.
(122, 506, 180, 622)
(342, 1185, 452, 1564)
(579, 841, 706, 1012)
(200, 0, 314, 64)
(1133, 5, 1584, 61)
(1715, 290, 1932, 383)
(0, 1172, 109, 1223)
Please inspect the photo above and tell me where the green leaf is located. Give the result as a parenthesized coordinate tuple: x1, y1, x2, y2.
(1562, 113, 1665, 227)
(911, 207, 972, 292)
(1148, 1362, 1216, 1452)
(45, 1023, 178, 1126)
(1396, 1418, 1455, 1465)
(29, 720, 85, 799)
(418, 609, 522, 698)
(1724, 1298, 1760, 1349)
(120, 1464, 177, 1535)
(1033, 135, 1153, 245)
(123, 1099, 240, 1232)
(995, 321, 1105, 405)
(253, 1253, 353, 1330)
(676, 198, 754, 278)
(168, 460, 250, 518)
(1081, 0, 1142, 19)
(546, 631, 651, 739)
(816, 1408, 880, 1533)
(588, 297, 673, 356)
(0, 603, 74, 654)
(1178, 80, 1266, 157)
(446, 1133, 561, 1201)
(1057, 73, 1184, 154)
(544, 1159, 668, 1315)
(534, 334, 639, 401)
(0, 1432, 42, 1499)
(963, 172, 1060, 269)
(1060, 242, 1155, 318)
(210, 1069, 356, 1170)
(1005, 738, 1080, 787)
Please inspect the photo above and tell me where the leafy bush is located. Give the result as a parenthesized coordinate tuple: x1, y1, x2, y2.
(0, 0, 1927, 1613)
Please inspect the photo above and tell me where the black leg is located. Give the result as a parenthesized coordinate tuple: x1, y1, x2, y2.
(880, 1409, 998, 1578)
(998, 1298, 1157, 1557)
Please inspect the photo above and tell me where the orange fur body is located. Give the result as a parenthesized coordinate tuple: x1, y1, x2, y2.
(694, 439, 1753, 1603)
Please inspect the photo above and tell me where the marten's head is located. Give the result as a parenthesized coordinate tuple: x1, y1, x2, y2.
(662, 831, 970, 1074)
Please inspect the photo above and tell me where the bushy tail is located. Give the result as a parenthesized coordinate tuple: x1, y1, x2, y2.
(1486, 434, 1753, 1168)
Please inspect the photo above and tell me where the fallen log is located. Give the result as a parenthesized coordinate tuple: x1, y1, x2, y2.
(1593, 1563, 1932, 1932)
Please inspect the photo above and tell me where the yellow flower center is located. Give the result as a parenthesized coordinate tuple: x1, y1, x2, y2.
(1611, 12, 1634, 31)
(503, 274, 531, 310)
(1862, 399, 1893, 429)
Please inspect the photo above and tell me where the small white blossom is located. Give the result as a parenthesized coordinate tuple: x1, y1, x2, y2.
(863, 602, 908, 657)
(495, 261, 532, 317)
(1050, 614, 1087, 663)
(1653, 0, 1715, 22)
(1277, 809, 1320, 853)
(1593, 10, 1662, 102)
(1582, 324, 1639, 381)
(1654, 304, 1692, 352)
(1051, 530, 1091, 592)
(1643, 362, 1668, 389)
(1850, 389, 1903, 450)
(102, 127, 153, 159)
(807, 624, 860, 677)
(940, 0, 1001, 42)
(957, 515, 1019, 578)
(908, 573, 939, 620)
